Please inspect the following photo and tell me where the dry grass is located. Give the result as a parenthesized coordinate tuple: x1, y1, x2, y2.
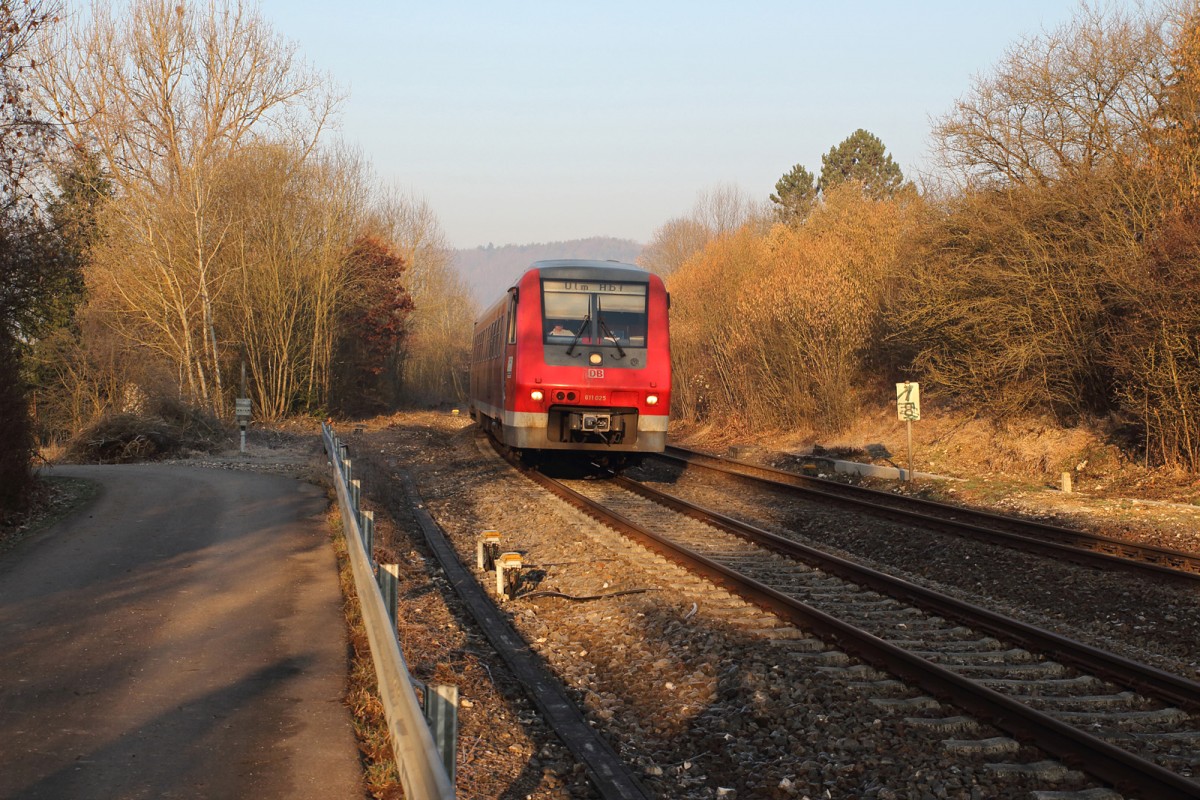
(674, 399, 1200, 503)
(36, 440, 67, 465)
(328, 516, 404, 800)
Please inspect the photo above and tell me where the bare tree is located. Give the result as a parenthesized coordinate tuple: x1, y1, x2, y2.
(691, 182, 770, 235)
(933, 3, 1170, 188)
(215, 143, 370, 419)
(640, 183, 768, 277)
(638, 216, 710, 277)
(376, 189, 475, 403)
(33, 0, 340, 413)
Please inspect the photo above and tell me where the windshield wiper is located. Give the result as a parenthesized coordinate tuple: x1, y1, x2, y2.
(565, 313, 590, 357)
(597, 298, 627, 359)
(597, 314, 626, 358)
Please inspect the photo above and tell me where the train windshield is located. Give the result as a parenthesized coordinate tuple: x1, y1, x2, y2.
(542, 280, 648, 347)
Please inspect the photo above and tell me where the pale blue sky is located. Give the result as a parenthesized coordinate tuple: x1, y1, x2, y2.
(254, 1, 1103, 248)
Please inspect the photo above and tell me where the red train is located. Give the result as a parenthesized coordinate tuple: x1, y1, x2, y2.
(470, 260, 671, 458)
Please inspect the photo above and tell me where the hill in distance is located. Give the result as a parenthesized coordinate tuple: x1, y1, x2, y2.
(453, 236, 644, 306)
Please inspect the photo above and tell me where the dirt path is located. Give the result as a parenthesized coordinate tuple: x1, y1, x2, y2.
(0, 463, 363, 800)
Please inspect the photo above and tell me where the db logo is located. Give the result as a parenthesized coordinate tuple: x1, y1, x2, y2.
(586, 368, 605, 379)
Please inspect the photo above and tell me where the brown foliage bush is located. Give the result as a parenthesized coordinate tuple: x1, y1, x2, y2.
(66, 397, 224, 464)
(667, 225, 765, 424)
(894, 179, 1132, 421)
(908, 1, 1200, 471)
(330, 235, 413, 416)
(668, 184, 915, 434)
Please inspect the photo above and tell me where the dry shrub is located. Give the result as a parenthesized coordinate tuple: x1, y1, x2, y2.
(740, 229, 869, 430)
(29, 308, 179, 446)
(915, 1, 1200, 471)
(751, 185, 912, 431)
(667, 226, 765, 423)
(668, 184, 914, 434)
(896, 179, 1129, 421)
(65, 397, 225, 464)
(1110, 209, 1200, 470)
(1106, 8, 1200, 470)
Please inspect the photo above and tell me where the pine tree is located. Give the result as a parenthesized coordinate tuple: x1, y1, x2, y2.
(819, 129, 904, 199)
(769, 163, 817, 224)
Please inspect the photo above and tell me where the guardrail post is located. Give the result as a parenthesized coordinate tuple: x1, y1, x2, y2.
(323, 422, 455, 798)
(424, 684, 459, 784)
(378, 563, 399, 626)
(362, 509, 375, 565)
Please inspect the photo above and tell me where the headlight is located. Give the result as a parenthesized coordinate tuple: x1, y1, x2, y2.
(531, 390, 544, 402)
(646, 394, 658, 406)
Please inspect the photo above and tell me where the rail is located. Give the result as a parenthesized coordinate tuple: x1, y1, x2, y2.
(321, 422, 456, 800)
(524, 464, 1200, 799)
(660, 445, 1200, 580)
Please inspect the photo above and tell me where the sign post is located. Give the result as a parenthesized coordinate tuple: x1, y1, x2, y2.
(235, 397, 252, 453)
(895, 382, 920, 481)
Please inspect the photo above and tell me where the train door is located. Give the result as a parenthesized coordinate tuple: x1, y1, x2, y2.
(503, 291, 518, 410)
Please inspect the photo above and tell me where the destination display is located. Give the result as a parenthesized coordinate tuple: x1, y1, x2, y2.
(543, 280, 646, 296)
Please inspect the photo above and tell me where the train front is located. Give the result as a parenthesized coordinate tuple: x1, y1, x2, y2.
(509, 262, 670, 454)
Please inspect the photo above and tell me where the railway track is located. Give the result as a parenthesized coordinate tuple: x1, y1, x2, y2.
(654, 445, 1200, 582)
(512, 456, 1200, 799)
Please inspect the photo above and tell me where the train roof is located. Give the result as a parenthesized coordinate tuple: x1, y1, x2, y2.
(524, 259, 650, 283)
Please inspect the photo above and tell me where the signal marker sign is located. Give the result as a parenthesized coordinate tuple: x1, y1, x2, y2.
(896, 382, 920, 422)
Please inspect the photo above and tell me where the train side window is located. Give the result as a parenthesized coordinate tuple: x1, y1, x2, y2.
(506, 295, 517, 344)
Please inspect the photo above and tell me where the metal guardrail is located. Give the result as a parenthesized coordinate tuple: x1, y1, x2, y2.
(321, 423, 456, 799)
